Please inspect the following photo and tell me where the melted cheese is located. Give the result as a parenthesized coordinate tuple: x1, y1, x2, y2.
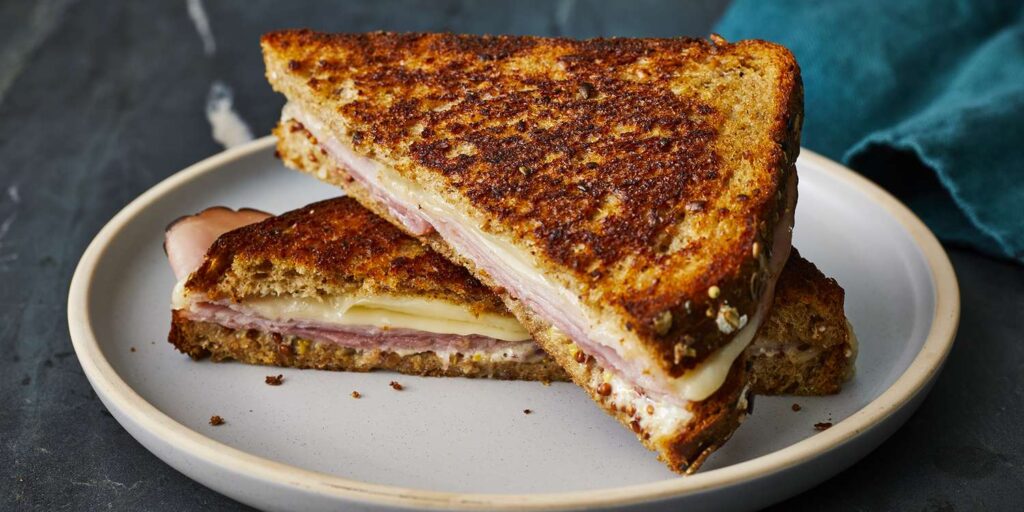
(172, 280, 531, 342)
(673, 314, 760, 400)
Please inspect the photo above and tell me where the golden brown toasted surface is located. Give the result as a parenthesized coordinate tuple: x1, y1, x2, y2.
(263, 30, 803, 374)
(169, 311, 567, 381)
(186, 196, 506, 314)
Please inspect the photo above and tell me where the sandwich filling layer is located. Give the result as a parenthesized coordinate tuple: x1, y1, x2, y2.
(283, 103, 796, 406)
(172, 287, 544, 363)
(172, 283, 530, 342)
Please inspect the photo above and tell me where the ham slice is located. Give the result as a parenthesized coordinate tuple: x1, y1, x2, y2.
(183, 301, 544, 361)
(164, 206, 271, 280)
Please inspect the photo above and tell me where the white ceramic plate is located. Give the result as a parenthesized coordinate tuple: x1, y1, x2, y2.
(68, 137, 958, 511)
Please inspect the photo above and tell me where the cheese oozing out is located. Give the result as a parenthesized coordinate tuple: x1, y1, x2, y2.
(173, 280, 532, 342)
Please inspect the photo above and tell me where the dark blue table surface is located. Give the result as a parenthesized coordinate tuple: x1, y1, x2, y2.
(2, 1, 1021, 510)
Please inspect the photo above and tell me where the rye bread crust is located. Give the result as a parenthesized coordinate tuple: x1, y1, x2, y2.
(169, 310, 566, 381)
(262, 30, 803, 375)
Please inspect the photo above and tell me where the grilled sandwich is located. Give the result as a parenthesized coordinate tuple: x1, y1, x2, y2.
(262, 30, 803, 472)
(166, 198, 854, 395)
(166, 200, 563, 380)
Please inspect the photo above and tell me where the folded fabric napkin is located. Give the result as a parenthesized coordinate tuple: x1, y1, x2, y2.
(717, 0, 1024, 262)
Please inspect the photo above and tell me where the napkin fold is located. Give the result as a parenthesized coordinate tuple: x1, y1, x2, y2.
(717, 0, 1024, 262)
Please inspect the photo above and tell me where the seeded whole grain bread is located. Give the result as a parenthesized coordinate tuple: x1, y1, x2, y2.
(262, 30, 805, 472)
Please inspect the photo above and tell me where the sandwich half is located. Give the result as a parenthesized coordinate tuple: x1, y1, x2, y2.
(262, 30, 803, 472)
(167, 198, 855, 396)
(166, 199, 564, 381)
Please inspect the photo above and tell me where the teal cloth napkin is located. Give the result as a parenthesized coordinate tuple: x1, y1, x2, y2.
(716, 0, 1024, 262)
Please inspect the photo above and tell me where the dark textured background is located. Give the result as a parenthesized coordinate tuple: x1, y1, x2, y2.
(2, 1, 1022, 510)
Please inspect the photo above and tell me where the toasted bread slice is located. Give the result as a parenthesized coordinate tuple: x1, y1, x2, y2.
(263, 30, 803, 472)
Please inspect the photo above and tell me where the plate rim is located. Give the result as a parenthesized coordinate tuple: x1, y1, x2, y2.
(67, 136, 960, 510)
